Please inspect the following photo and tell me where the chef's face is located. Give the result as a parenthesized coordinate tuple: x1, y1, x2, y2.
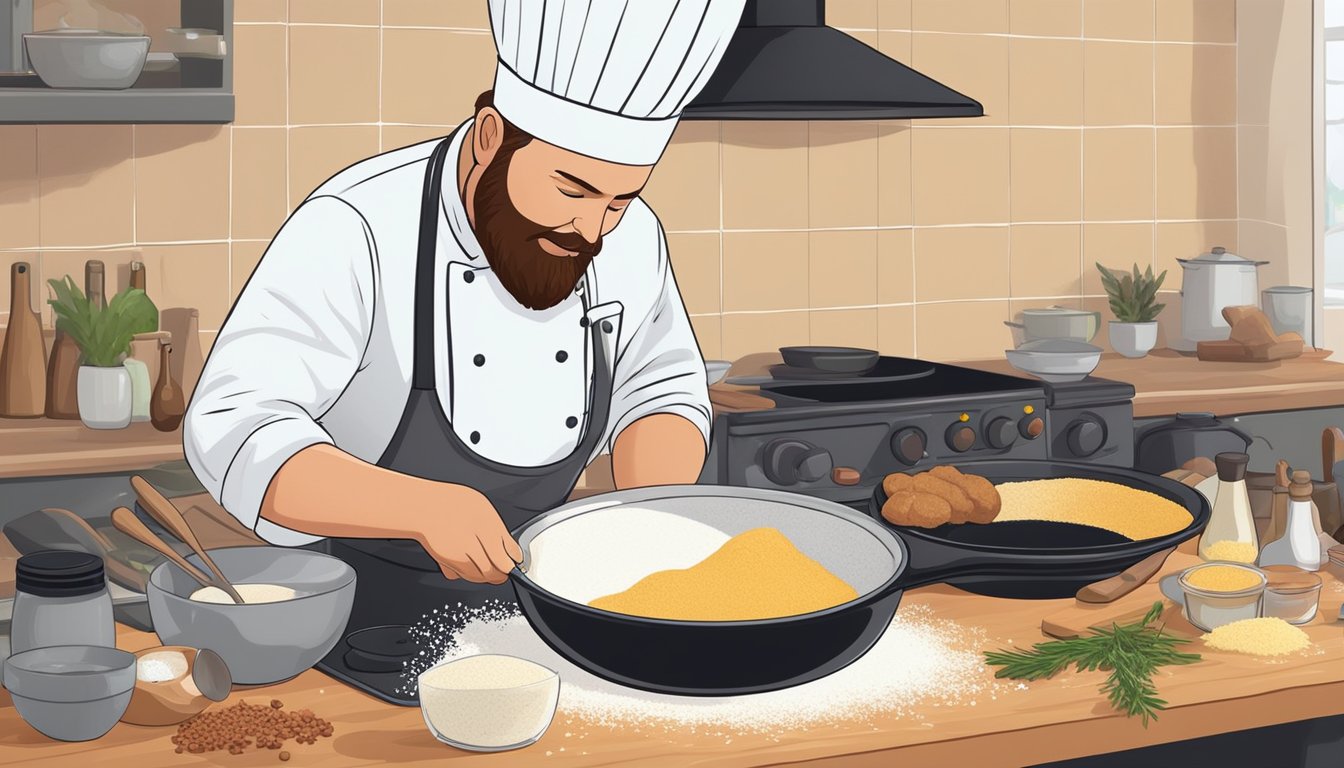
(472, 108, 654, 311)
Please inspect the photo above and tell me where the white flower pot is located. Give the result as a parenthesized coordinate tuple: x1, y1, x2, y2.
(77, 365, 133, 429)
(1109, 321, 1159, 359)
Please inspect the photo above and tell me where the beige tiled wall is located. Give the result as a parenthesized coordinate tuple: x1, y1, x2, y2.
(0, 0, 1244, 364)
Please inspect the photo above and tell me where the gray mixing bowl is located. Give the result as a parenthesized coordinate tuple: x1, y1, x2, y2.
(146, 547, 356, 685)
(3, 645, 136, 742)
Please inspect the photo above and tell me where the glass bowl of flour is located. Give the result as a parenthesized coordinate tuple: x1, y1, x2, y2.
(417, 654, 559, 751)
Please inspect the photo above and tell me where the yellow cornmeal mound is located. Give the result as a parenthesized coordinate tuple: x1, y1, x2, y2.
(1185, 565, 1262, 592)
(1202, 617, 1311, 656)
(993, 478, 1193, 541)
(588, 527, 859, 621)
(1202, 540, 1260, 564)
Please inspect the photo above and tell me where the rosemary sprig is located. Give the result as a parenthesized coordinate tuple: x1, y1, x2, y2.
(984, 602, 1201, 726)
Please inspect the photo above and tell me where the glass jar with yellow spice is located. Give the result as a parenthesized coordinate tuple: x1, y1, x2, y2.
(1178, 562, 1265, 631)
(1198, 453, 1258, 563)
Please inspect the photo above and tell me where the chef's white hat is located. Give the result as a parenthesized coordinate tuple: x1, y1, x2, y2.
(488, 0, 746, 166)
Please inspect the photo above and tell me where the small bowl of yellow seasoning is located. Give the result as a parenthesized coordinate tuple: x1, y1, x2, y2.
(1178, 562, 1266, 631)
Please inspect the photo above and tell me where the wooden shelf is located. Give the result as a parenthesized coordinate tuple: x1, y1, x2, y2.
(0, 417, 183, 479)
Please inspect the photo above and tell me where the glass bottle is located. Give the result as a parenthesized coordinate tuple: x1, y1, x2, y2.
(1199, 452, 1259, 563)
(1259, 471, 1324, 571)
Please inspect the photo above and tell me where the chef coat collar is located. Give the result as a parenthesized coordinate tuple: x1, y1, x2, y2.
(440, 119, 485, 263)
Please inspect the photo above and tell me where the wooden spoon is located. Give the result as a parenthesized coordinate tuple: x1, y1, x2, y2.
(1075, 546, 1176, 604)
(130, 476, 246, 605)
(110, 507, 219, 596)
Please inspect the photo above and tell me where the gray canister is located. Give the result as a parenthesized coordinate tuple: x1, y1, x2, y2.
(9, 551, 115, 657)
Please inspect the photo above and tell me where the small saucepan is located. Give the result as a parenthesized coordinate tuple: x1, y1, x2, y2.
(507, 485, 1007, 696)
(1005, 307, 1101, 344)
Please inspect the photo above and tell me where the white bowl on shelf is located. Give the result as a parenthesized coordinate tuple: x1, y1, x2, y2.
(1004, 339, 1102, 383)
(23, 29, 150, 89)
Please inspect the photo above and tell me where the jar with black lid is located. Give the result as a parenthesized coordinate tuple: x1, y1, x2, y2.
(10, 550, 115, 656)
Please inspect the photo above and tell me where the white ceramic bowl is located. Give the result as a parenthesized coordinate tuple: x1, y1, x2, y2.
(1004, 339, 1102, 383)
(417, 654, 559, 752)
(23, 29, 150, 89)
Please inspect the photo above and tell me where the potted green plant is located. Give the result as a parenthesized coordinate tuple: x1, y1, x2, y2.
(47, 277, 158, 429)
(1096, 263, 1167, 358)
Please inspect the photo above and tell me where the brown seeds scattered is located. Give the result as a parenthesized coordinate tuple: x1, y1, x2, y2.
(172, 699, 333, 758)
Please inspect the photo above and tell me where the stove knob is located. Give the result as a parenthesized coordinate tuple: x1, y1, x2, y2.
(946, 424, 976, 453)
(762, 440, 833, 485)
(985, 417, 1017, 449)
(890, 428, 927, 465)
(1020, 415, 1045, 439)
(1066, 418, 1107, 457)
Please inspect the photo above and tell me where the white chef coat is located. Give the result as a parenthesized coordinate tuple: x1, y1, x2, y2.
(184, 122, 711, 547)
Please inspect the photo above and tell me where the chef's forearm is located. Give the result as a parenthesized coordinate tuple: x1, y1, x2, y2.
(611, 413, 707, 488)
(258, 444, 463, 541)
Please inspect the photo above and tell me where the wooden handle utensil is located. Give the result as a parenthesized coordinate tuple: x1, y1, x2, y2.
(1075, 546, 1176, 604)
(131, 476, 244, 604)
(110, 506, 216, 592)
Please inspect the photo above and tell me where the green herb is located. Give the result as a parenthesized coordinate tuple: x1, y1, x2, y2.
(1096, 262, 1167, 323)
(984, 602, 1200, 726)
(47, 277, 158, 367)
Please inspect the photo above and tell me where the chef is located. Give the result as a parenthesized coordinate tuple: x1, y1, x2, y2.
(184, 0, 746, 612)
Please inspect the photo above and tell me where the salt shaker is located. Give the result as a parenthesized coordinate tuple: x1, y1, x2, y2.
(9, 550, 116, 657)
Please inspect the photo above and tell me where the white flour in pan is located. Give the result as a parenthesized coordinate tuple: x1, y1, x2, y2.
(398, 600, 1000, 740)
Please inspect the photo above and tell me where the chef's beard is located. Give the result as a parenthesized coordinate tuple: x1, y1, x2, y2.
(472, 142, 601, 311)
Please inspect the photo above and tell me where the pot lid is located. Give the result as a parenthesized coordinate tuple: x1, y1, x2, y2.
(1020, 307, 1098, 317)
(1264, 285, 1312, 294)
(1178, 246, 1269, 266)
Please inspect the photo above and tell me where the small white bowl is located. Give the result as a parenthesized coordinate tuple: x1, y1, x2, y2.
(23, 29, 150, 90)
(1005, 339, 1102, 383)
(705, 360, 732, 385)
(418, 654, 559, 752)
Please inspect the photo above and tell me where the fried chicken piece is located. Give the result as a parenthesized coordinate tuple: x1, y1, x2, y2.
(928, 465, 1002, 524)
(911, 473, 975, 523)
(881, 491, 952, 529)
(882, 472, 914, 498)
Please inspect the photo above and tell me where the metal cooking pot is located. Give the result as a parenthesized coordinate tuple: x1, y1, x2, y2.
(1174, 246, 1267, 351)
(1005, 307, 1101, 343)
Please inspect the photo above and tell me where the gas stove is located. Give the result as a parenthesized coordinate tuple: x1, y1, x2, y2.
(701, 356, 1134, 506)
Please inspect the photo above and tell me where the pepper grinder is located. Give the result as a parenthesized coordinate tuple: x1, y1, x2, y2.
(150, 343, 185, 432)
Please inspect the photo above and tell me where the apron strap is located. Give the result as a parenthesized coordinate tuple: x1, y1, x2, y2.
(412, 138, 455, 392)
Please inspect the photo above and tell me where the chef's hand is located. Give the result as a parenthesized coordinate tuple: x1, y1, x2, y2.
(417, 485, 524, 585)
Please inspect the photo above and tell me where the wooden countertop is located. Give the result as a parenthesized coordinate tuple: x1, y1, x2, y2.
(5, 537, 1342, 768)
(962, 349, 1344, 419)
(0, 418, 182, 479)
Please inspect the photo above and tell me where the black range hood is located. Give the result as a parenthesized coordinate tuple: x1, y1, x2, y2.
(682, 0, 983, 120)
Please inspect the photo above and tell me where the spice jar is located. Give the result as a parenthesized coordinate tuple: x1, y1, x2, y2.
(1261, 565, 1322, 625)
(1258, 471, 1325, 571)
(10, 550, 115, 656)
(1178, 562, 1265, 631)
(1199, 453, 1259, 563)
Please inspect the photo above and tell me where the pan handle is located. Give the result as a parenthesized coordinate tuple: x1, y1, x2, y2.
(885, 538, 1053, 593)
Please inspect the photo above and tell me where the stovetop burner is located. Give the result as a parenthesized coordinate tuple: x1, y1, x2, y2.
(342, 625, 416, 673)
(760, 357, 1044, 405)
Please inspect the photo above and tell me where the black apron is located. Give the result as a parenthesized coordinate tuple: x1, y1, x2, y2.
(317, 136, 614, 639)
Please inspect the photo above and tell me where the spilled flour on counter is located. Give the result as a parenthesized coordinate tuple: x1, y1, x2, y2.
(397, 600, 1001, 740)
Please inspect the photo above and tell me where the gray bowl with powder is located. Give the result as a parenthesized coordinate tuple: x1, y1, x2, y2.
(147, 547, 356, 685)
(4, 645, 137, 742)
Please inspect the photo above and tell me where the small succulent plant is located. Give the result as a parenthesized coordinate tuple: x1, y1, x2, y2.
(1096, 263, 1167, 324)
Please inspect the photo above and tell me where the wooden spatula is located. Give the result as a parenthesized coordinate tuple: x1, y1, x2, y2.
(131, 476, 244, 605)
(1075, 546, 1175, 604)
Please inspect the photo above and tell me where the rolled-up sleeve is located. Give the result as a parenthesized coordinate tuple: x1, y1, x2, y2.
(601, 225, 711, 456)
(184, 196, 377, 546)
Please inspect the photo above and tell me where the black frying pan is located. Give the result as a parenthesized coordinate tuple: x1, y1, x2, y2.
(868, 460, 1211, 599)
(778, 346, 879, 373)
(507, 485, 1018, 697)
